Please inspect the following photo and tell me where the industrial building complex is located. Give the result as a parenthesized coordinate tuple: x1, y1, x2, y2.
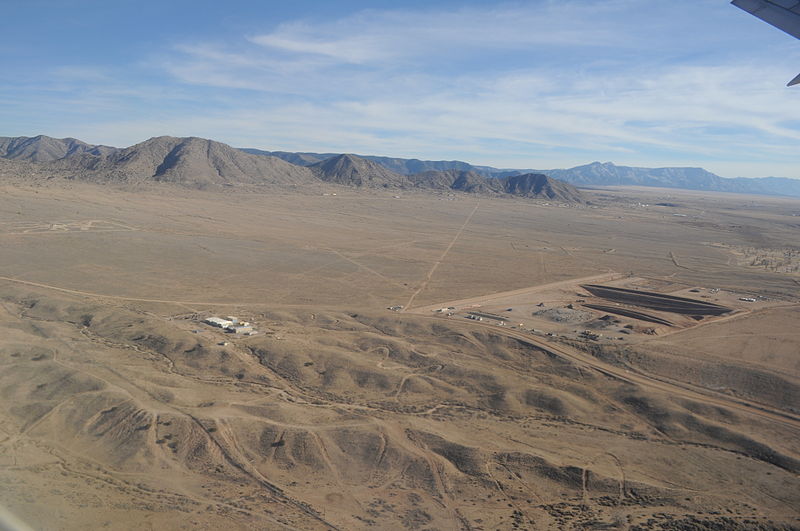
(203, 316, 257, 335)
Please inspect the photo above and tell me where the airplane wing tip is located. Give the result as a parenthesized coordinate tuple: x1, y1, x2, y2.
(730, 0, 800, 87)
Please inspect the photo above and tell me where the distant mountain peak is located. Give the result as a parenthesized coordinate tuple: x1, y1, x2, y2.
(310, 153, 410, 188)
(500, 173, 585, 202)
(0, 135, 117, 162)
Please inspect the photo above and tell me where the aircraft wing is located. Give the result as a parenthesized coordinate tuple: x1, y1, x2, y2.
(731, 0, 800, 85)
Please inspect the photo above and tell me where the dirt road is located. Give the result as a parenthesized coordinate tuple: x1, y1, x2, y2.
(403, 201, 480, 310)
(407, 272, 620, 313)
(424, 315, 800, 432)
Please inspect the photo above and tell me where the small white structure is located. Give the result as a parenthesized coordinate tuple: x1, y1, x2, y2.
(204, 317, 233, 328)
(204, 316, 257, 335)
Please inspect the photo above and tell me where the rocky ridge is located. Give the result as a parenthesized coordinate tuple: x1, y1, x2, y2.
(1, 135, 585, 201)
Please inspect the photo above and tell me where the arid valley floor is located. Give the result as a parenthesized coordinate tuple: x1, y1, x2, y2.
(1, 182, 799, 530)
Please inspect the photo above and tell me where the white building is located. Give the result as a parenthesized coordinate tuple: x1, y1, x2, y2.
(204, 317, 234, 328)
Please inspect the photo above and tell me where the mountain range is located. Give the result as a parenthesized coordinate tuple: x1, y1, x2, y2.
(0, 135, 116, 162)
(0, 135, 584, 202)
(245, 148, 800, 199)
(242, 148, 486, 175)
(48, 136, 314, 186)
(3, 134, 798, 199)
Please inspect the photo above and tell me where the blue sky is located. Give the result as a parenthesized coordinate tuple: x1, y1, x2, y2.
(1, 0, 798, 178)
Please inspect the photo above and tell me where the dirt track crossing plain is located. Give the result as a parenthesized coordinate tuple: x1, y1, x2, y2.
(1, 182, 799, 530)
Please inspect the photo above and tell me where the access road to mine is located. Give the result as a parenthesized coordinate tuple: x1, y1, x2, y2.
(419, 314, 800, 432)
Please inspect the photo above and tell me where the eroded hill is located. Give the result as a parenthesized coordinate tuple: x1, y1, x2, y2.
(2, 287, 798, 530)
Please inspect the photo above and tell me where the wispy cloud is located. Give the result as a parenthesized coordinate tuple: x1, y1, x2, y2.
(5, 0, 798, 178)
(150, 0, 799, 177)
(247, 3, 626, 65)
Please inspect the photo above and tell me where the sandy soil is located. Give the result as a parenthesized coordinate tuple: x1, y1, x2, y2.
(0, 182, 798, 530)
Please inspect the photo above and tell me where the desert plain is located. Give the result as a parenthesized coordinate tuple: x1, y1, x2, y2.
(0, 181, 799, 530)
